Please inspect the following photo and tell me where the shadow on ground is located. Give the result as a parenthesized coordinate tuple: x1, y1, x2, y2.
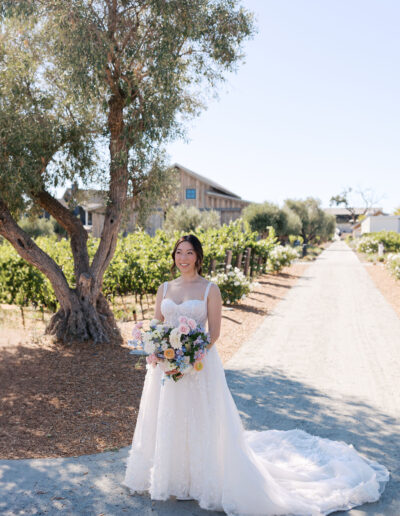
(225, 367, 399, 515)
(1, 366, 398, 515)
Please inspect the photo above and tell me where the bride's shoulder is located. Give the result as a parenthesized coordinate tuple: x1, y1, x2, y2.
(206, 280, 221, 297)
(156, 279, 170, 294)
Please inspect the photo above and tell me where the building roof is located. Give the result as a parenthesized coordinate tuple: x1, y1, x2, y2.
(173, 163, 242, 199)
(205, 190, 250, 203)
(324, 207, 383, 216)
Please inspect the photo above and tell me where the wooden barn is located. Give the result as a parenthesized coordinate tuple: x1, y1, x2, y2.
(57, 164, 251, 237)
(174, 163, 250, 225)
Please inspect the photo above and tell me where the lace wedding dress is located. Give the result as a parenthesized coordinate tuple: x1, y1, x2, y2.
(122, 281, 389, 515)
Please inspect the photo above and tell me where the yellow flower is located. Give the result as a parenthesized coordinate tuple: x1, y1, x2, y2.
(164, 348, 175, 359)
(194, 361, 203, 371)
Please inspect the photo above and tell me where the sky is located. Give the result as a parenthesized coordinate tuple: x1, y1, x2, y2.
(165, 0, 400, 213)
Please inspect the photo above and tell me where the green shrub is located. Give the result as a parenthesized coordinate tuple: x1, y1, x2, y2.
(356, 231, 400, 254)
(386, 253, 400, 280)
(207, 265, 252, 305)
(0, 219, 300, 312)
(267, 245, 300, 272)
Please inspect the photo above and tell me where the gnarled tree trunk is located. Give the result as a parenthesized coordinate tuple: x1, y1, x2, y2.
(0, 197, 122, 344)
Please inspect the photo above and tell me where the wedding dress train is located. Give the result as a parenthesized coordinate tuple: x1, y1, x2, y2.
(122, 281, 389, 515)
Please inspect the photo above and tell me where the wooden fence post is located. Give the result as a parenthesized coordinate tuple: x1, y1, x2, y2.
(235, 252, 243, 269)
(224, 250, 232, 272)
(250, 254, 258, 277)
(258, 255, 263, 273)
(244, 247, 251, 276)
(209, 258, 217, 274)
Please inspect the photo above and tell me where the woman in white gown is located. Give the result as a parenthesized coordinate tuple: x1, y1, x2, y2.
(122, 235, 389, 516)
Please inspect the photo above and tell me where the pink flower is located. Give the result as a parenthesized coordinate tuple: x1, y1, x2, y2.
(178, 323, 190, 335)
(146, 354, 158, 368)
(187, 318, 196, 330)
(135, 321, 143, 329)
(132, 327, 142, 340)
(178, 315, 188, 325)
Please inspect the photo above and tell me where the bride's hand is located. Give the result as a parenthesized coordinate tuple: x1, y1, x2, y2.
(165, 369, 179, 375)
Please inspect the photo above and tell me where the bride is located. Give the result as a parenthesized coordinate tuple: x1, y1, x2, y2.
(122, 234, 389, 515)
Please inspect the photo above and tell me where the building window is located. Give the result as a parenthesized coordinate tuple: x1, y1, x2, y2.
(186, 188, 196, 199)
(87, 211, 93, 226)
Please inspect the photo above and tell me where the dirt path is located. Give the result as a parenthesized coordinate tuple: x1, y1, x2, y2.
(3, 242, 397, 514)
(225, 240, 400, 515)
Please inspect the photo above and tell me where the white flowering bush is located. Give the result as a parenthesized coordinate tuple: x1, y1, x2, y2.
(207, 265, 253, 305)
(385, 253, 400, 280)
(267, 245, 300, 272)
(356, 236, 379, 254)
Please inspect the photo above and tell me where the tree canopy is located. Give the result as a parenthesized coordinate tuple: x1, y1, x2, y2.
(283, 198, 335, 243)
(0, 0, 255, 343)
(242, 201, 302, 238)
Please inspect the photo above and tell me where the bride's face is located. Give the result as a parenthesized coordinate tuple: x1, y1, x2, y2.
(175, 241, 197, 274)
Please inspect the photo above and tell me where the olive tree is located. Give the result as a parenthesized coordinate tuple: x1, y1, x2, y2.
(283, 198, 335, 244)
(0, 0, 254, 343)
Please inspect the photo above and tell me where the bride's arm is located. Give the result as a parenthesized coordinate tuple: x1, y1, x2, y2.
(153, 283, 166, 363)
(206, 284, 222, 350)
(154, 283, 165, 322)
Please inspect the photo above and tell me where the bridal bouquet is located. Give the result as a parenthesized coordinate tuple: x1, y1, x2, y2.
(128, 316, 210, 383)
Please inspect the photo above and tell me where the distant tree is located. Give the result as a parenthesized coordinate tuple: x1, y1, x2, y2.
(18, 216, 56, 238)
(283, 198, 335, 244)
(164, 205, 220, 233)
(242, 202, 289, 237)
(330, 187, 383, 224)
(197, 210, 221, 231)
(283, 206, 302, 236)
(0, 0, 254, 344)
(393, 207, 400, 216)
(128, 160, 180, 229)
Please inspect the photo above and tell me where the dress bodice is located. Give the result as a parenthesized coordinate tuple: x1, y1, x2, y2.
(160, 281, 212, 329)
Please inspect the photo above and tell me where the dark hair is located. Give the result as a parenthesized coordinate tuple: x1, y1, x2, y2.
(171, 235, 204, 277)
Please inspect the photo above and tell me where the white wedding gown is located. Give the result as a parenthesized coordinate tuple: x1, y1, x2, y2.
(122, 281, 390, 515)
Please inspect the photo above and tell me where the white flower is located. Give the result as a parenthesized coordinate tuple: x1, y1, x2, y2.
(165, 360, 177, 371)
(142, 332, 152, 344)
(159, 360, 177, 373)
(149, 318, 159, 328)
(170, 328, 182, 349)
(152, 329, 162, 339)
(143, 339, 156, 354)
(161, 342, 168, 351)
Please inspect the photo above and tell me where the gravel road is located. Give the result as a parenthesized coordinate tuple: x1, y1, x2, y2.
(1, 240, 399, 515)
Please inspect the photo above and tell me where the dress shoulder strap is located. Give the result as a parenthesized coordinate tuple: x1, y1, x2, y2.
(162, 281, 168, 299)
(203, 281, 212, 301)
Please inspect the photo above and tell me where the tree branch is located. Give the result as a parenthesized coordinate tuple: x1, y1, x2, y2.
(0, 197, 73, 306)
(34, 189, 90, 280)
